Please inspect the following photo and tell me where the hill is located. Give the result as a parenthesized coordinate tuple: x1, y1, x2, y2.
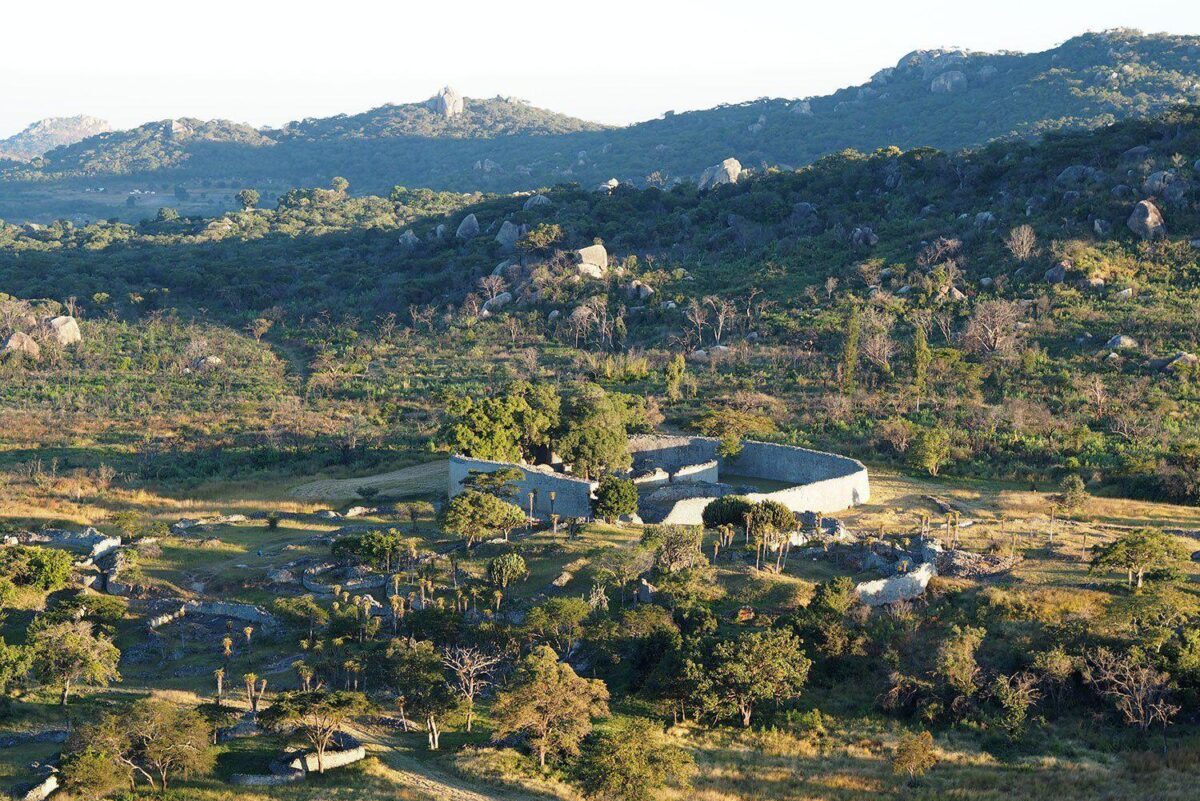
(2, 29, 1200, 223)
(0, 115, 110, 160)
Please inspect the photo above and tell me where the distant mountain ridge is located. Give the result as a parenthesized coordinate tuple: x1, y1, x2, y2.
(0, 115, 110, 160)
(3, 29, 1200, 217)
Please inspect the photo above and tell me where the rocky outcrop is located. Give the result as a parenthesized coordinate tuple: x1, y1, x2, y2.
(930, 71, 967, 94)
(4, 331, 40, 359)
(1127, 200, 1166, 240)
(523, 194, 553, 211)
(856, 562, 935, 606)
(427, 86, 464, 118)
(697, 158, 741, 191)
(1105, 334, 1138, 350)
(482, 292, 512, 313)
(455, 213, 480, 240)
(850, 226, 879, 247)
(495, 221, 520, 252)
(397, 230, 419, 249)
(14, 773, 59, 801)
(43, 316, 81, 346)
(576, 244, 608, 278)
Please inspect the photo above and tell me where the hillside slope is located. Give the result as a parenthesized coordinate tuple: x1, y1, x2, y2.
(1, 29, 1198, 211)
(0, 115, 110, 160)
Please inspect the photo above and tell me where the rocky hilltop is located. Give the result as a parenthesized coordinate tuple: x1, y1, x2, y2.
(0, 115, 110, 160)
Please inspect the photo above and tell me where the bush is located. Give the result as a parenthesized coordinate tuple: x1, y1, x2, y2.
(701, 495, 754, 528)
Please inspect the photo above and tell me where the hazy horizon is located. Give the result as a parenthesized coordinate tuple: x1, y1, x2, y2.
(3, 0, 1199, 139)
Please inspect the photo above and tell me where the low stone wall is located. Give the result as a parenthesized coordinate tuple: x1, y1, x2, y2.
(628, 435, 870, 525)
(228, 734, 364, 786)
(671, 460, 719, 483)
(449, 455, 594, 518)
(301, 562, 387, 595)
(146, 600, 277, 630)
(14, 774, 58, 801)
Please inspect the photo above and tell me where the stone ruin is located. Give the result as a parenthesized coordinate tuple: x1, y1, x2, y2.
(626, 435, 870, 525)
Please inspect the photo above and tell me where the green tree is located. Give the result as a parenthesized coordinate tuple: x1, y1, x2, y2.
(641, 525, 703, 574)
(384, 639, 455, 749)
(86, 698, 214, 791)
(59, 748, 124, 801)
(331, 176, 350, 196)
(236, 189, 260, 210)
(1056, 475, 1089, 517)
(262, 691, 372, 769)
(841, 305, 861, 393)
(700, 495, 754, 529)
(697, 629, 811, 726)
(525, 598, 592, 658)
(488, 552, 529, 589)
(911, 323, 931, 411)
(461, 467, 525, 500)
(29, 621, 120, 704)
(908, 428, 951, 477)
(594, 475, 639, 523)
(492, 645, 610, 767)
(273, 595, 330, 640)
(1090, 528, 1190, 589)
(578, 717, 695, 801)
(892, 730, 937, 780)
(442, 490, 526, 546)
(696, 408, 775, 458)
(664, 353, 687, 401)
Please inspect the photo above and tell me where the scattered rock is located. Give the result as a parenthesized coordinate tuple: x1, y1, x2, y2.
(1044, 263, 1068, 284)
(687, 349, 709, 363)
(494, 220, 520, 252)
(191, 355, 223, 372)
(850, 226, 879, 247)
(1112, 287, 1135, 301)
(455, 214, 480, 240)
(973, 211, 996, 228)
(637, 578, 657, 604)
(397, 230, 419, 249)
(697, 158, 742, 191)
(1127, 200, 1167, 240)
(44, 315, 81, 346)
(1056, 165, 1105, 186)
(1093, 219, 1112, 237)
(1144, 170, 1176, 195)
(1105, 334, 1138, 350)
(856, 563, 935, 606)
(3, 331, 40, 359)
(576, 244, 608, 278)
(482, 292, 512, 312)
(522, 194, 552, 211)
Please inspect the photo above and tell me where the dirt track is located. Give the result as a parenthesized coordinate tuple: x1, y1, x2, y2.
(289, 460, 448, 501)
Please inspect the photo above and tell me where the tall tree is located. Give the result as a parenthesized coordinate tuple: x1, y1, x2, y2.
(696, 629, 810, 727)
(491, 645, 609, 767)
(261, 691, 372, 772)
(29, 621, 120, 704)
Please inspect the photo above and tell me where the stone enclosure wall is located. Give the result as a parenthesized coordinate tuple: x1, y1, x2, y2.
(628, 435, 870, 525)
(449, 455, 595, 518)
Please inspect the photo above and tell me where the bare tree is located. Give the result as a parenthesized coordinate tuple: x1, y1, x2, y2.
(440, 646, 503, 733)
(685, 299, 708, 346)
(1083, 648, 1180, 731)
(705, 296, 737, 345)
(963, 299, 1023, 357)
(478, 275, 508, 302)
(824, 276, 839, 299)
(860, 307, 897, 375)
(1004, 225, 1038, 263)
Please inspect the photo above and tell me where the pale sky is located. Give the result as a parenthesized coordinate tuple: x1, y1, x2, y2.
(2, 0, 1199, 138)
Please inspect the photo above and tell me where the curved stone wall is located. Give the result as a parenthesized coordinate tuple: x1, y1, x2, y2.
(449, 455, 595, 518)
(628, 435, 869, 525)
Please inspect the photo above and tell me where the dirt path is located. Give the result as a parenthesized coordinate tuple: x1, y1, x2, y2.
(351, 726, 560, 801)
(289, 460, 448, 502)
